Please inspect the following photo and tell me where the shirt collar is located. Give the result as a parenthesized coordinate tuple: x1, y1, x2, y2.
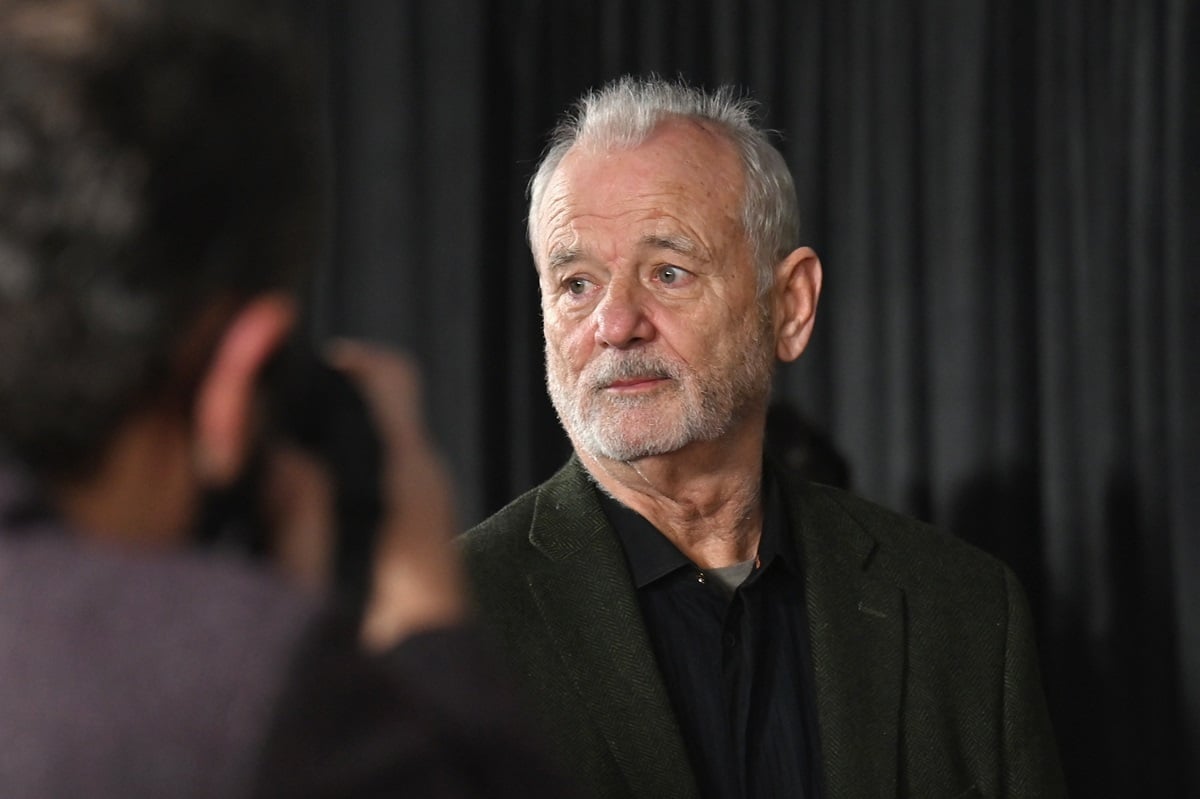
(756, 470, 797, 574)
(597, 463, 798, 589)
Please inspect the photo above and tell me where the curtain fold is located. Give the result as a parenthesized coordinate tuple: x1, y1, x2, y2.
(300, 1, 1198, 793)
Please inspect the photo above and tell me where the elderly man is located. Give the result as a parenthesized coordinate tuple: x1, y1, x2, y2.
(462, 77, 1066, 799)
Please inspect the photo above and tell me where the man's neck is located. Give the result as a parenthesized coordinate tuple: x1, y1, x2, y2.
(577, 430, 766, 569)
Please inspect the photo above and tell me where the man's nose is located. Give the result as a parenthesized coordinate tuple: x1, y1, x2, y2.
(594, 279, 654, 349)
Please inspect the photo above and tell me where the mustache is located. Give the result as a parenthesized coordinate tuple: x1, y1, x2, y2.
(585, 353, 681, 390)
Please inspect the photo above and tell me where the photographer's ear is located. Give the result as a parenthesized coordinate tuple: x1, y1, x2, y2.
(193, 294, 296, 486)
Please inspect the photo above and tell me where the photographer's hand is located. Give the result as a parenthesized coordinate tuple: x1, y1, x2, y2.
(325, 342, 466, 651)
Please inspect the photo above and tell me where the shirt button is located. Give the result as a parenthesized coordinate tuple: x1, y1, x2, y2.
(723, 632, 737, 648)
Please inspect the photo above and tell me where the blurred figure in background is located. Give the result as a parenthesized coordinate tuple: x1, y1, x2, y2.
(764, 401, 852, 490)
(0, 1, 566, 796)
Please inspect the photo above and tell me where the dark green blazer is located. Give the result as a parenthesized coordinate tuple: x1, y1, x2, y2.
(462, 457, 1066, 799)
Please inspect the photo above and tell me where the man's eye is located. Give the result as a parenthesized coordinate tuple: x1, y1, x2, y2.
(566, 278, 590, 295)
(657, 265, 688, 285)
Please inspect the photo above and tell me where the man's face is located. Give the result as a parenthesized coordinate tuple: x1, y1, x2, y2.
(534, 120, 776, 463)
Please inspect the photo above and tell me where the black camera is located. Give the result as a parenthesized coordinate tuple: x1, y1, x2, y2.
(197, 338, 384, 612)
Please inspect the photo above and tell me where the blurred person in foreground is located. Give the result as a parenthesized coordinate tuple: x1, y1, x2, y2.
(0, 1, 567, 796)
(461, 76, 1066, 799)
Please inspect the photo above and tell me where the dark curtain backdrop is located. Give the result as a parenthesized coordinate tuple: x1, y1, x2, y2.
(292, 1, 1197, 795)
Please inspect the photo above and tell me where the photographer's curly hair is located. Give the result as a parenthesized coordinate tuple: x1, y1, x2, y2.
(0, 0, 323, 479)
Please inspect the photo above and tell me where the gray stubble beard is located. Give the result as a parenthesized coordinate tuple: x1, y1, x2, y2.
(544, 305, 775, 463)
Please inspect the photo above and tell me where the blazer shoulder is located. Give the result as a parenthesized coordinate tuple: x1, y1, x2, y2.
(458, 487, 543, 602)
(459, 457, 597, 564)
(791, 478, 1013, 597)
(460, 483, 541, 556)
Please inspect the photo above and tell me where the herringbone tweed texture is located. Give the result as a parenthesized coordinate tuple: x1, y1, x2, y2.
(461, 456, 1067, 799)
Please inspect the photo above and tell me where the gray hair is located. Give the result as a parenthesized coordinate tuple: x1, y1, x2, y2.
(527, 75, 800, 295)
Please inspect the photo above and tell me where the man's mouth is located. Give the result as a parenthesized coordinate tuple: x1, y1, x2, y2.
(603, 375, 668, 392)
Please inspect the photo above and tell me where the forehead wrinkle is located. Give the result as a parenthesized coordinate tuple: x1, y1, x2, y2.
(536, 136, 741, 270)
(536, 196, 581, 270)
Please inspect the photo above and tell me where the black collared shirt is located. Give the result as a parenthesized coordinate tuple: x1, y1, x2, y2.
(599, 473, 822, 799)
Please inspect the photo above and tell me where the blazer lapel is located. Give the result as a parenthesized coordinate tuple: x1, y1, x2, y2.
(525, 460, 700, 799)
(784, 478, 905, 799)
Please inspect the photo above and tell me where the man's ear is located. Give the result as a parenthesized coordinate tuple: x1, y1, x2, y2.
(192, 294, 297, 486)
(773, 246, 823, 363)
